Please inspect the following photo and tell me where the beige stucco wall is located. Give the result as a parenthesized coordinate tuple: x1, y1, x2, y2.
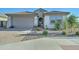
(7, 13, 69, 29)
(44, 13, 68, 29)
(11, 14, 34, 29)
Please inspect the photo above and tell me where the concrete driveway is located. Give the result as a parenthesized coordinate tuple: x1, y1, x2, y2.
(0, 37, 79, 50)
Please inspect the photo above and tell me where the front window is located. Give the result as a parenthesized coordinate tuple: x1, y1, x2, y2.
(50, 16, 62, 20)
(50, 16, 63, 23)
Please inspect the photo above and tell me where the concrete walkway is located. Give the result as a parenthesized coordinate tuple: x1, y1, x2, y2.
(0, 37, 79, 50)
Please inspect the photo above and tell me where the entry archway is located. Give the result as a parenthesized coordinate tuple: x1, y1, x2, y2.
(38, 17, 44, 28)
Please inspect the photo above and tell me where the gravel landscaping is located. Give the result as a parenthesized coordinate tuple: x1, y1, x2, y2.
(0, 31, 25, 45)
(20, 31, 79, 41)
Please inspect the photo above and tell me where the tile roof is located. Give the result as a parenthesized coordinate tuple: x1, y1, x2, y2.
(34, 8, 47, 13)
(6, 8, 70, 15)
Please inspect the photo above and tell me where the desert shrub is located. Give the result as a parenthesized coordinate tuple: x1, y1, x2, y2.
(62, 31, 67, 35)
(35, 27, 41, 31)
(76, 31, 79, 35)
(42, 30, 48, 36)
(36, 28, 40, 31)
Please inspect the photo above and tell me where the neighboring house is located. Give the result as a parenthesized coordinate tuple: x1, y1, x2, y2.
(0, 13, 8, 27)
(4, 8, 70, 29)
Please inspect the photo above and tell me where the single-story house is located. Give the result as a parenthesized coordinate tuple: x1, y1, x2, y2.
(0, 8, 70, 29)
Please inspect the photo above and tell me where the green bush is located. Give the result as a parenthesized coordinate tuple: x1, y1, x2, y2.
(54, 21, 61, 30)
(42, 30, 48, 36)
(62, 31, 66, 35)
(76, 31, 79, 35)
(35, 27, 41, 31)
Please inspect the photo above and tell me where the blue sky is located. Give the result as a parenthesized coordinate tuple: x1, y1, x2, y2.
(0, 8, 79, 16)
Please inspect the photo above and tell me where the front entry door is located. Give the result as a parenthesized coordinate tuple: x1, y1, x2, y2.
(38, 17, 44, 28)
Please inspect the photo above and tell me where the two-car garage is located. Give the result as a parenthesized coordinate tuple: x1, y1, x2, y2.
(7, 13, 34, 29)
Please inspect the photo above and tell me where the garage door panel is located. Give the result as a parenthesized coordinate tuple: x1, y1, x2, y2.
(13, 15, 34, 29)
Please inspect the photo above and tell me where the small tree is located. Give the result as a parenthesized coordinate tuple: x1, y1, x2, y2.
(67, 15, 78, 32)
(63, 19, 68, 35)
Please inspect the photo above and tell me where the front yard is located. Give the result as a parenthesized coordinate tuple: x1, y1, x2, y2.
(0, 31, 25, 45)
(0, 30, 79, 50)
